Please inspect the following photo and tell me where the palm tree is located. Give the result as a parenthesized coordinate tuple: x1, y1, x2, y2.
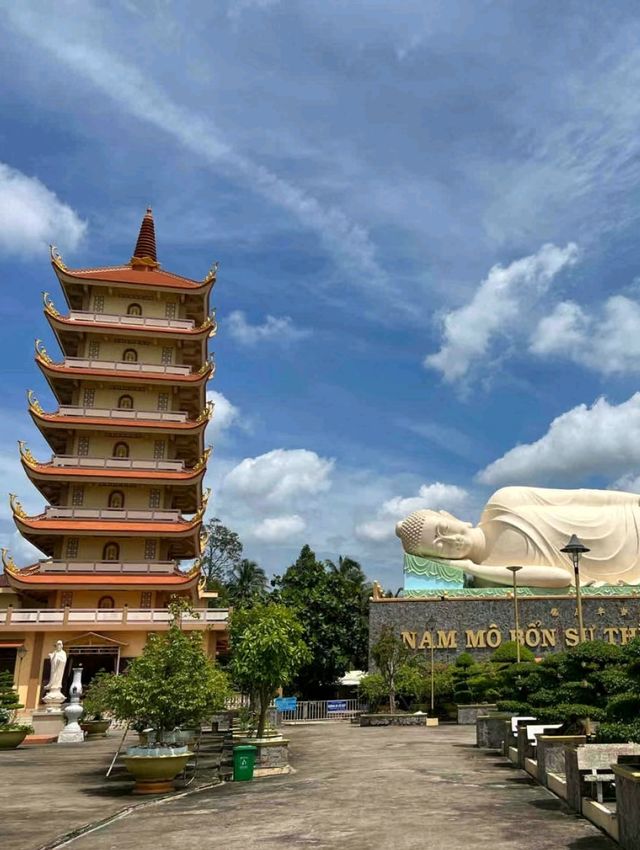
(228, 559, 268, 608)
(326, 555, 365, 586)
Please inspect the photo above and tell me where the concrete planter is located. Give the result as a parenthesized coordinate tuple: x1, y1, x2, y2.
(0, 729, 29, 749)
(80, 719, 111, 738)
(242, 737, 290, 776)
(457, 704, 497, 725)
(613, 764, 640, 850)
(359, 714, 430, 727)
(476, 713, 512, 749)
(536, 735, 586, 792)
(122, 752, 191, 794)
(565, 743, 640, 813)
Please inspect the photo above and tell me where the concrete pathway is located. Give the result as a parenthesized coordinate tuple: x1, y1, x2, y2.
(14, 723, 616, 850)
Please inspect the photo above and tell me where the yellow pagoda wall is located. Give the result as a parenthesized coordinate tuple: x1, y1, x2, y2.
(83, 292, 185, 319)
(65, 486, 170, 510)
(70, 433, 172, 458)
(56, 538, 164, 561)
(71, 385, 183, 412)
(80, 339, 183, 364)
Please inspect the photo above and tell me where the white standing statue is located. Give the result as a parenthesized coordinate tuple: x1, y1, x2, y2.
(395, 486, 640, 588)
(43, 640, 67, 706)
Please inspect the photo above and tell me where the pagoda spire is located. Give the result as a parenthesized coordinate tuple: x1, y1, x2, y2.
(131, 207, 158, 267)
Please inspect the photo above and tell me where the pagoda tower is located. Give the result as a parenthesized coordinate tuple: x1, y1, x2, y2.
(1, 209, 227, 714)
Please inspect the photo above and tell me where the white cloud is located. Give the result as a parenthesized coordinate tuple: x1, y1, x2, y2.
(0, 162, 86, 258)
(252, 514, 306, 542)
(227, 311, 310, 346)
(355, 482, 469, 541)
(206, 390, 241, 440)
(424, 242, 579, 382)
(530, 295, 640, 375)
(222, 448, 334, 505)
(478, 393, 640, 487)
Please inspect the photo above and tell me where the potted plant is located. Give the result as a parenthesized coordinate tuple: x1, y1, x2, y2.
(105, 608, 230, 794)
(80, 671, 112, 738)
(0, 671, 33, 749)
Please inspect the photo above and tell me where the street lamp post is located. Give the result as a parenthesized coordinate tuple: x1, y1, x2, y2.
(561, 534, 590, 643)
(507, 566, 523, 663)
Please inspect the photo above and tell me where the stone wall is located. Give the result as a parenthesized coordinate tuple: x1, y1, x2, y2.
(370, 595, 640, 662)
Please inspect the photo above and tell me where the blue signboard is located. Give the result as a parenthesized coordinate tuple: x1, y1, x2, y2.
(274, 696, 298, 712)
(327, 700, 348, 712)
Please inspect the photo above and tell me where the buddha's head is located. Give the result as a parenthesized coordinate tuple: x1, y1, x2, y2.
(395, 509, 475, 559)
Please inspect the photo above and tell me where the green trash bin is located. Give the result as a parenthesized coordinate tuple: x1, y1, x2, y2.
(233, 744, 257, 781)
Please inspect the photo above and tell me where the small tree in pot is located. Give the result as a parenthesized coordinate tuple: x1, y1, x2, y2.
(80, 672, 113, 738)
(0, 671, 33, 749)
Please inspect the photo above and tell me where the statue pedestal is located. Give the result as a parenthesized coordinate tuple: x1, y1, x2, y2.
(31, 710, 65, 737)
(57, 667, 84, 744)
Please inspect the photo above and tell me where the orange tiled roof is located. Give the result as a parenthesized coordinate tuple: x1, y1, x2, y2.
(21, 460, 205, 483)
(31, 410, 206, 434)
(6, 571, 199, 587)
(38, 360, 211, 384)
(14, 515, 202, 536)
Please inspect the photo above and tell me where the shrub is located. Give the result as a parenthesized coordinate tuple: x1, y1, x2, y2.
(491, 641, 535, 664)
(527, 688, 559, 707)
(605, 693, 640, 722)
(596, 722, 640, 744)
(455, 652, 474, 668)
(534, 703, 605, 723)
(593, 666, 636, 696)
(0, 671, 32, 733)
(556, 680, 598, 705)
(495, 700, 532, 714)
(359, 673, 387, 710)
(82, 671, 113, 721)
(560, 640, 623, 679)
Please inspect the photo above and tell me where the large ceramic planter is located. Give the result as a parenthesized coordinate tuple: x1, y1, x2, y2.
(0, 729, 29, 749)
(80, 719, 111, 738)
(122, 752, 192, 794)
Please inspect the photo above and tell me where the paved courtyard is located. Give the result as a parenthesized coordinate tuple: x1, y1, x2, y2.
(4, 724, 616, 850)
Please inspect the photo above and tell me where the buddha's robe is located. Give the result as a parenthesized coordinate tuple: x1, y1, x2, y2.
(477, 486, 640, 586)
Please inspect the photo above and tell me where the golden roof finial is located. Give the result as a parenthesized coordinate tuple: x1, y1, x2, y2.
(27, 390, 44, 415)
(195, 400, 214, 424)
(34, 339, 53, 365)
(193, 446, 212, 472)
(204, 261, 219, 284)
(1, 548, 17, 574)
(42, 291, 60, 318)
(50, 245, 67, 271)
(9, 493, 27, 519)
(17, 441, 37, 466)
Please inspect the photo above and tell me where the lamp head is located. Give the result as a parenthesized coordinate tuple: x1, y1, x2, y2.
(561, 534, 590, 555)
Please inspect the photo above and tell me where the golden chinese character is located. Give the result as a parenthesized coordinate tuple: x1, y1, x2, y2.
(620, 606, 629, 617)
(550, 607, 559, 617)
(597, 607, 606, 616)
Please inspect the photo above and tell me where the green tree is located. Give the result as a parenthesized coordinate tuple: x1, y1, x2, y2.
(200, 516, 243, 594)
(371, 626, 411, 712)
(228, 558, 268, 608)
(272, 545, 369, 695)
(230, 603, 309, 738)
(106, 625, 230, 738)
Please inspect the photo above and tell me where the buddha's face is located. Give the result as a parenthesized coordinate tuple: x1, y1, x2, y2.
(395, 509, 474, 559)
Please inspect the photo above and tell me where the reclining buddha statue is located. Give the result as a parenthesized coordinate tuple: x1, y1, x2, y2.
(395, 486, 640, 587)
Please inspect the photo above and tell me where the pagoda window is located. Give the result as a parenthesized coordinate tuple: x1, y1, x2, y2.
(82, 388, 95, 408)
(93, 295, 105, 313)
(65, 537, 79, 559)
(149, 489, 161, 509)
(140, 591, 153, 608)
(103, 542, 120, 561)
(122, 348, 138, 363)
(117, 394, 134, 410)
(161, 347, 173, 365)
(87, 340, 100, 359)
(113, 442, 129, 458)
(153, 439, 166, 460)
(98, 595, 115, 609)
(108, 490, 125, 509)
(77, 436, 90, 456)
(127, 303, 142, 316)
(165, 302, 177, 319)
(144, 539, 157, 560)
(60, 591, 73, 608)
(71, 486, 84, 507)
(157, 392, 169, 411)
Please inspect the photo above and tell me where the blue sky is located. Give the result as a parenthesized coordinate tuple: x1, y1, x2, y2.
(3, 1, 640, 587)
